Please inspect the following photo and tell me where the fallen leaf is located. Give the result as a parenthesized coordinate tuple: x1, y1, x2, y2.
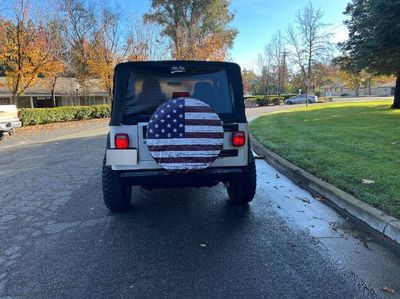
(382, 287, 395, 294)
(361, 179, 375, 185)
(329, 222, 338, 231)
(277, 205, 281, 209)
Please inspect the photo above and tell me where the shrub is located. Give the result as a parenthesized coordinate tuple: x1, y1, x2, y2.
(19, 104, 111, 126)
(256, 97, 269, 106)
(272, 97, 281, 105)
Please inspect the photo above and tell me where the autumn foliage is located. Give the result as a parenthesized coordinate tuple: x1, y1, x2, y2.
(0, 21, 63, 103)
(0, 0, 239, 104)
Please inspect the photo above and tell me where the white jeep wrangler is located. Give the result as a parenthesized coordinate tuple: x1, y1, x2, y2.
(102, 61, 256, 211)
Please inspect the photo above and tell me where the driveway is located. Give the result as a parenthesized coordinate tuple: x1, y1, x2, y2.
(0, 106, 399, 298)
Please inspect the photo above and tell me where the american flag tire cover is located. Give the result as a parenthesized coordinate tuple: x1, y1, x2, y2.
(146, 98, 224, 171)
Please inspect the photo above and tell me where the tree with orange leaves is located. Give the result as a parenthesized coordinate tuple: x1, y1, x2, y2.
(0, 0, 65, 105)
(86, 7, 123, 99)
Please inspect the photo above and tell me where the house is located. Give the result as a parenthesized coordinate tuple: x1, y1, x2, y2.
(0, 77, 110, 108)
(320, 78, 396, 97)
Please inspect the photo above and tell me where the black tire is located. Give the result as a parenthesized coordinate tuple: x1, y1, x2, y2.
(286, 101, 292, 105)
(226, 152, 257, 205)
(0, 132, 4, 141)
(102, 156, 131, 211)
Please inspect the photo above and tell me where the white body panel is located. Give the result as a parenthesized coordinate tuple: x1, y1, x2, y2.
(106, 149, 137, 166)
(108, 123, 249, 171)
(0, 105, 21, 131)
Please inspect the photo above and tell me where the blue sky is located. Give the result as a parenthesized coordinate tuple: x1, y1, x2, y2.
(116, 0, 351, 70)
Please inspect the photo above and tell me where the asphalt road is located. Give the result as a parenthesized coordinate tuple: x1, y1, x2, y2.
(1, 101, 399, 298)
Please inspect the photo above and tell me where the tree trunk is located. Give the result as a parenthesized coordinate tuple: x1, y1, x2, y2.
(368, 80, 372, 96)
(392, 70, 400, 109)
(51, 77, 58, 108)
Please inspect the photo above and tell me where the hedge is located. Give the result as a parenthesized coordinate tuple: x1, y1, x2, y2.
(19, 104, 111, 126)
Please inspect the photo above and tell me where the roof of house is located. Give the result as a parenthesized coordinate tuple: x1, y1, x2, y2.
(377, 79, 396, 88)
(0, 77, 108, 97)
(320, 83, 346, 89)
(321, 78, 396, 89)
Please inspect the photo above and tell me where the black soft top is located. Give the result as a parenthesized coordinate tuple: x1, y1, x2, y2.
(110, 60, 247, 125)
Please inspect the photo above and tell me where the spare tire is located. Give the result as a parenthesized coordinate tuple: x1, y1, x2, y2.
(146, 98, 224, 171)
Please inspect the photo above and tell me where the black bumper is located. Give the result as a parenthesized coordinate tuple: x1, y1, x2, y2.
(119, 167, 245, 188)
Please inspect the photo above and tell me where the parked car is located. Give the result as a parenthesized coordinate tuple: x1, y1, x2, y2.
(102, 61, 256, 211)
(0, 105, 21, 140)
(284, 95, 318, 105)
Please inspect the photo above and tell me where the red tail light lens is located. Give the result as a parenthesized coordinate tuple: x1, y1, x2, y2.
(232, 131, 245, 147)
(115, 133, 129, 149)
(173, 92, 190, 98)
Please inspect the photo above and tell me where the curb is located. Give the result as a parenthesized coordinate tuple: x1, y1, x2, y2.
(250, 134, 400, 246)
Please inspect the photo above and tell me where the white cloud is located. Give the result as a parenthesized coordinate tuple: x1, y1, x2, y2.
(330, 24, 349, 44)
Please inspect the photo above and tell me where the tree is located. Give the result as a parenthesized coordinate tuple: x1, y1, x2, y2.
(125, 15, 168, 61)
(60, 0, 96, 85)
(286, 1, 332, 97)
(86, 7, 122, 98)
(342, 0, 400, 109)
(42, 19, 67, 106)
(312, 62, 338, 92)
(0, 0, 64, 105)
(144, 0, 238, 60)
(241, 68, 258, 94)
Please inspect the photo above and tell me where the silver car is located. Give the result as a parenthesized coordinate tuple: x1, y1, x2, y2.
(284, 95, 318, 105)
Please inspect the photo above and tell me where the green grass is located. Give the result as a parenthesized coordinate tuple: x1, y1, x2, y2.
(250, 101, 400, 218)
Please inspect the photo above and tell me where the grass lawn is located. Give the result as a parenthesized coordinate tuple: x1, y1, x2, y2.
(250, 101, 400, 218)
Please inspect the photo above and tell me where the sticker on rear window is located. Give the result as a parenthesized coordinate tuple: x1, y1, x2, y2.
(171, 66, 186, 74)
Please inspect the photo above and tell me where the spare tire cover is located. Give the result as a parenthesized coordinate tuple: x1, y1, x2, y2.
(146, 98, 224, 171)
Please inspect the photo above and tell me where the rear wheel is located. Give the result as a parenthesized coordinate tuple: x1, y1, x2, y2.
(102, 156, 131, 211)
(226, 152, 257, 205)
(286, 101, 292, 105)
(0, 132, 4, 141)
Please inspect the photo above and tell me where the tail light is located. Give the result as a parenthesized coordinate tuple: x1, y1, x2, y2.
(115, 133, 129, 149)
(173, 92, 190, 98)
(232, 131, 245, 147)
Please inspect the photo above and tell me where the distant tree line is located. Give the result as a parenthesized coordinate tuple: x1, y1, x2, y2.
(243, 0, 399, 109)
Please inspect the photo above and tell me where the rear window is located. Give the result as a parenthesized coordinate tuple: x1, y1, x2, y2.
(123, 68, 233, 121)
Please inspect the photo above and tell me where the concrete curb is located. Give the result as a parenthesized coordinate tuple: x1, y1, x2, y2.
(250, 134, 400, 246)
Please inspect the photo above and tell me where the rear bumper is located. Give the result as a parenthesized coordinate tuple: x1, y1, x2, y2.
(0, 120, 21, 132)
(118, 166, 244, 188)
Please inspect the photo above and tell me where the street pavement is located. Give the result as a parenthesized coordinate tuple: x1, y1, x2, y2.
(0, 102, 399, 298)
